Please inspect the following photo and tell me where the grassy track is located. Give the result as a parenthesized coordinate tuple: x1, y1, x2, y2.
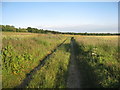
(2, 32, 68, 88)
(27, 38, 71, 88)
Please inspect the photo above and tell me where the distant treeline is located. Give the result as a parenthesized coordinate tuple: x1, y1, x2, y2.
(0, 25, 119, 35)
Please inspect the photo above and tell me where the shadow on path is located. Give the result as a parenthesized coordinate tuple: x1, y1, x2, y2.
(67, 37, 81, 88)
(74, 39, 101, 88)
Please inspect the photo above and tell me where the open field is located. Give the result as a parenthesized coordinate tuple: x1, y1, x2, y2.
(1, 32, 120, 88)
(2, 32, 69, 88)
(2, 2, 119, 89)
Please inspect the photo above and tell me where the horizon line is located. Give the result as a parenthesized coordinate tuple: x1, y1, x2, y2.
(1, 24, 118, 34)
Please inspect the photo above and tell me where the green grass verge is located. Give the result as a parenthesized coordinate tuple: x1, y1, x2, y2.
(27, 38, 71, 88)
(2, 32, 68, 88)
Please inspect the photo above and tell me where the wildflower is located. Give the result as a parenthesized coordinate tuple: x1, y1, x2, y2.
(92, 52, 97, 56)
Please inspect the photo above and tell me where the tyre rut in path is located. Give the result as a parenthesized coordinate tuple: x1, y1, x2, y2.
(15, 38, 68, 88)
(67, 37, 81, 88)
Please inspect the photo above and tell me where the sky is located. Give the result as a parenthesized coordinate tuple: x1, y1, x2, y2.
(2, 2, 118, 33)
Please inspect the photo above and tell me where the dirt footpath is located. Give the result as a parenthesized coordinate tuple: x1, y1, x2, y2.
(67, 38, 81, 88)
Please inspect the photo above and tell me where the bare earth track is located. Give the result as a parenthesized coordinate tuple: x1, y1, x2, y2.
(67, 38, 81, 88)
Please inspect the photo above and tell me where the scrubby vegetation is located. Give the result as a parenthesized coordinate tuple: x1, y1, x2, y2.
(74, 36, 120, 88)
(2, 32, 67, 88)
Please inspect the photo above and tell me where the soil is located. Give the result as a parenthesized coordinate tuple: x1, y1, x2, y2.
(67, 38, 81, 88)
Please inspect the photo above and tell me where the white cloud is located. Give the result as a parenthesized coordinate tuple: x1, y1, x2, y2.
(36, 24, 118, 33)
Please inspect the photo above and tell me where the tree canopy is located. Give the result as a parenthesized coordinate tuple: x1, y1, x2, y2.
(0, 25, 119, 36)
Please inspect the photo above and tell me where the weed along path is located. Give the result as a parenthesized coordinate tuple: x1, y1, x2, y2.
(67, 37, 81, 88)
(15, 38, 68, 88)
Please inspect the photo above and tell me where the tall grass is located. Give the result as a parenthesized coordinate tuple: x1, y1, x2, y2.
(27, 38, 71, 88)
(75, 36, 120, 88)
(2, 32, 68, 88)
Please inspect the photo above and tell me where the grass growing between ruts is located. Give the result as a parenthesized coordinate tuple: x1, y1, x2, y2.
(2, 32, 68, 88)
(27, 38, 71, 88)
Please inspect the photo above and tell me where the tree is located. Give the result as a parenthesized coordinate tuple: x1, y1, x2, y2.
(27, 27, 32, 32)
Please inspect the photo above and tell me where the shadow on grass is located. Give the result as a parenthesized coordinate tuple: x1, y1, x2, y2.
(73, 39, 102, 88)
